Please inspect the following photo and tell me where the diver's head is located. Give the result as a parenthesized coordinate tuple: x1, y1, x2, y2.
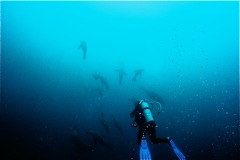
(135, 99, 148, 109)
(137, 99, 148, 105)
(134, 101, 141, 108)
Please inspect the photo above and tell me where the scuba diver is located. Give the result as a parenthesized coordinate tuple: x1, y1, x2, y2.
(130, 99, 186, 160)
(130, 99, 169, 145)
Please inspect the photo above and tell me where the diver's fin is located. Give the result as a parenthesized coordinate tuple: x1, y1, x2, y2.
(170, 139, 186, 160)
(140, 138, 152, 160)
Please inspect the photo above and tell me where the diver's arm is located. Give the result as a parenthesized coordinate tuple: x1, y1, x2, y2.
(130, 104, 142, 118)
(130, 108, 137, 118)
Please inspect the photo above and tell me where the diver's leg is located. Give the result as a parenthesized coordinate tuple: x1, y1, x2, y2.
(148, 126, 170, 144)
(137, 126, 146, 145)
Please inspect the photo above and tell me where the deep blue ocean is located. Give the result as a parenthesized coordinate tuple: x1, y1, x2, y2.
(0, 1, 239, 160)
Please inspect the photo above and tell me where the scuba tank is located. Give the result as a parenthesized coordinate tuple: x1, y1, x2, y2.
(139, 100, 154, 123)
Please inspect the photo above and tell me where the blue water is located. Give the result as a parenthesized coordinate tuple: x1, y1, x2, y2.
(1, 1, 239, 160)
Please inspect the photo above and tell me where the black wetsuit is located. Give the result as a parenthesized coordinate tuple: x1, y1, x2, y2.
(130, 101, 170, 145)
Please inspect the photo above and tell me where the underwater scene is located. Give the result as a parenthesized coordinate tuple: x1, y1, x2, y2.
(0, 1, 239, 160)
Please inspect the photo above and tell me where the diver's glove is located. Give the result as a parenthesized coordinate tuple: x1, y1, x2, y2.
(131, 121, 138, 127)
(169, 139, 186, 160)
